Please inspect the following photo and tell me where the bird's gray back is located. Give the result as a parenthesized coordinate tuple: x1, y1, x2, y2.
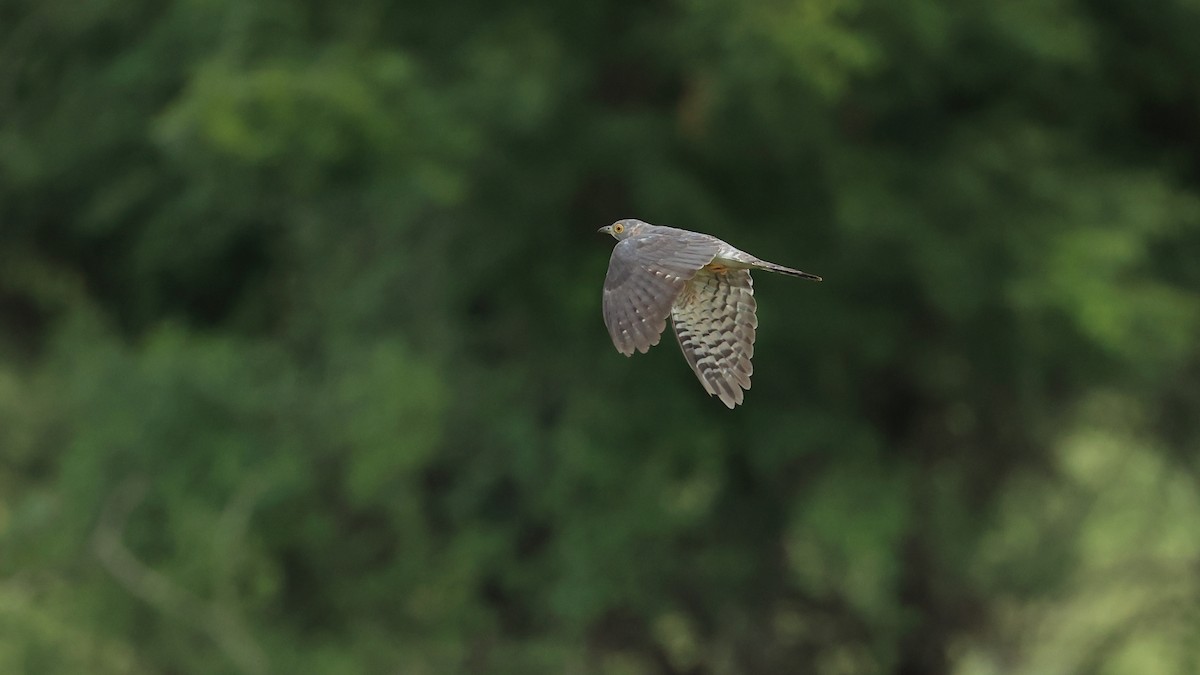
(638, 224, 750, 264)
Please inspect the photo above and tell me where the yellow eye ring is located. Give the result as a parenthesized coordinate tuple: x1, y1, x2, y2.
(612, 223, 625, 234)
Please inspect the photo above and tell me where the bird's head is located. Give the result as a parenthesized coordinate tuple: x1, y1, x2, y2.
(598, 218, 646, 241)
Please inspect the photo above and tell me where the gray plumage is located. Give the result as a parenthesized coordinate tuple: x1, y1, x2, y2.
(599, 218, 821, 408)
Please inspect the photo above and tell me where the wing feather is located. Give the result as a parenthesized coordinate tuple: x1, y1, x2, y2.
(670, 268, 757, 408)
(602, 233, 721, 355)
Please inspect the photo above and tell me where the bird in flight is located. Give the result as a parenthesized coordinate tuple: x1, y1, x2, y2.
(599, 218, 821, 408)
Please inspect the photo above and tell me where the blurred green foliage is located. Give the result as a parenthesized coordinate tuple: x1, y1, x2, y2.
(3, 0, 1200, 673)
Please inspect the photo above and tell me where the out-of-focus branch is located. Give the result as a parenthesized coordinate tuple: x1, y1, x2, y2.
(92, 477, 270, 675)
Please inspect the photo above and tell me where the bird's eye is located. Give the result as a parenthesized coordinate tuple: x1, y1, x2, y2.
(612, 223, 624, 234)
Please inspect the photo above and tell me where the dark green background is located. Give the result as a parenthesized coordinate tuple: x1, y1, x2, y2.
(3, 0, 1200, 673)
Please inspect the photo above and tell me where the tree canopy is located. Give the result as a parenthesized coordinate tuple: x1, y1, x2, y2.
(3, 0, 1200, 673)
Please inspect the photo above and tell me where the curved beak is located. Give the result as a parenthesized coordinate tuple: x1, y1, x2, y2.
(597, 225, 612, 235)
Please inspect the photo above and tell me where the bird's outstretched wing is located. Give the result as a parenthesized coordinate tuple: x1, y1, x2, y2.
(670, 268, 757, 408)
(602, 233, 720, 355)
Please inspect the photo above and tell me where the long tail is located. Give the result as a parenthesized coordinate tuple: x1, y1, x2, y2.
(755, 260, 822, 281)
